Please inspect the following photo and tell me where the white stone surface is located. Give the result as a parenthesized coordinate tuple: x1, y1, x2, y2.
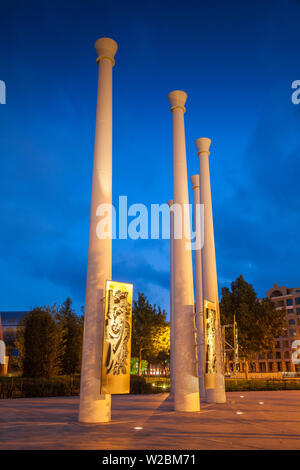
(168, 91, 200, 412)
(190, 175, 205, 400)
(79, 37, 118, 423)
(195, 138, 226, 403)
(168, 200, 175, 395)
(0, 340, 5, 365)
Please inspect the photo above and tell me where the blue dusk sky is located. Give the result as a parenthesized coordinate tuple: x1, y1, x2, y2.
(0, 0, 300, 316)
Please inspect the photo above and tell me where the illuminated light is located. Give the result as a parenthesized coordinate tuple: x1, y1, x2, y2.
(240, 395, 244, 398)
(163, 385, 166, 389)
(152, 383, 155, 387)
(236, 411, 243, 415)
(259, 402, 264, 405)
(101, 281, 133, 395)
(134, 426, 143, 430)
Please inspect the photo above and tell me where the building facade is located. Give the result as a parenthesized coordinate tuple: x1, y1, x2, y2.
(255, 284, 300, 373)
(226, 284, 300, 375)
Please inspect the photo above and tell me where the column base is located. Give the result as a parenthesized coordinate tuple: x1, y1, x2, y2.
(205, 373, 226, 403)
(174, 392, 200, 412)
(78, 394, 111, 423)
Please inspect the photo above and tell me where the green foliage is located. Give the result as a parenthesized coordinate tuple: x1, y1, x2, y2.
(225, 379, 300, 392)
(220, 275, 286, 361)
(22, 307, 62, 378)
(55, 298, 83, 375)
(14, 300, 83, 378)
(1, 375, 299, 398)
(144, 376, 170, 392)
(0, 375, 169, 398)
(0, 375, 80, 398)
(130, 357, 147, 375)
(132, 292, 170, 374)
(129, 375, 154, 394)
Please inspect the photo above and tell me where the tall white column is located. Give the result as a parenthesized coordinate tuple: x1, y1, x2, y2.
(195, 138, 226, 403)
(79, 37, 118, 423)
(168, 90, 200, 412)
(190, 175, 206, 400)
(168, 199, 175, 395)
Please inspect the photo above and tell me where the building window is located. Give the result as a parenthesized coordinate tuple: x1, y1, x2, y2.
(296, 298, 300, 305)
(296, 308, 300, 315)
(289, 330, 297, 337)
(284, 351, 290, 359)
(267, 352, 273, 359)
(283, 340, 289, 348)
(276, 351, 281, 359)
(259, 363, 266, 372)
(289, 319, 296, 325)
(276, 341, 280, 349)
(269, 362, 273, 372)
(286, 299, 293, 306)
(287, 309, 294, 314)
(277, 362, 282, 371)
(286, 362, 290, 371)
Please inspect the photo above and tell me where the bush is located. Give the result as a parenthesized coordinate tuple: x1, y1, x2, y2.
(225, 378, 300, 392)
(0, 375, 80, 399)
(0, 375, 168, 398)
(22, 308, 62, 378)
(130, 375, 154, 394)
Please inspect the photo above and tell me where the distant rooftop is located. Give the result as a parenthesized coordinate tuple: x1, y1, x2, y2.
(267, 284, 300, 298)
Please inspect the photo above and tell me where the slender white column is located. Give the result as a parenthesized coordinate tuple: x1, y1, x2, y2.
(195, 138, 226, 403)
(168, 199, 175, 395)
(168, 91, 200, 412)
(79, 37, 118, 423)
(190, 175, 206, 400)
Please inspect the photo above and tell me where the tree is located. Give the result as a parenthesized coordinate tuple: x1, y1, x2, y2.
(131, 292, 170, 375)
(220, 275, 286, 377)
(22, 307, 62, 378)
(55, 298, 83, 375)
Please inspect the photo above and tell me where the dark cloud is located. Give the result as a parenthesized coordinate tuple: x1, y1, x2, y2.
(215, 85, 300, 296)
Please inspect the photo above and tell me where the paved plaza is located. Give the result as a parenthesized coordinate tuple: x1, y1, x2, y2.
(0, 391, 300, 450)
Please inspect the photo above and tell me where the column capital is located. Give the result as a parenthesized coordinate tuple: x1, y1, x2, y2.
(95, 37, 118, 66)
(168, 199, 174, 207)
(168, 90, 187, 113)
(190, 174, 200, 190)
(195, 137, 211, 156)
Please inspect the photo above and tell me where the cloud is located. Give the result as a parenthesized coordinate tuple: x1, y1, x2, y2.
(214, 84, 300, 296)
